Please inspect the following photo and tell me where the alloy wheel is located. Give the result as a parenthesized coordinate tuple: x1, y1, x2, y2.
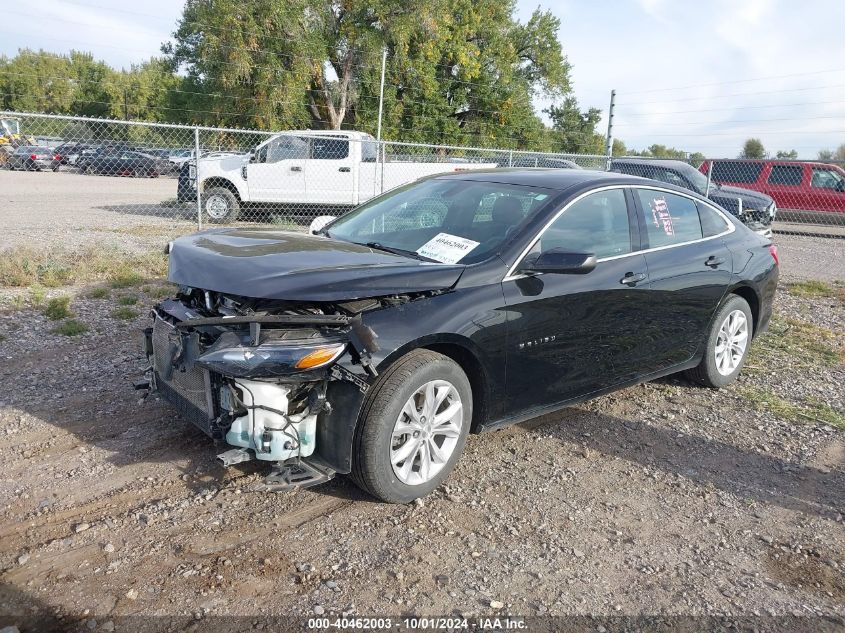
(390, 380, 464, 486)
(714, 309, 748, 376)
(205, 194, 230, 220)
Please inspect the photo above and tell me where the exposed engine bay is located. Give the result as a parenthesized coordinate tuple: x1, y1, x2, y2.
(140, 286, 435, 490)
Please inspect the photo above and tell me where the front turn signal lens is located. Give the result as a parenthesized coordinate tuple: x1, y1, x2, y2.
(294, 344, 346, 369)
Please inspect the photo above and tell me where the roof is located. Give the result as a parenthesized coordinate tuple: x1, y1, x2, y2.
(610, 158, 693, 171)
(430, 168, 644, 191)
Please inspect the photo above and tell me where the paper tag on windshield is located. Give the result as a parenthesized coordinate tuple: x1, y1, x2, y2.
(416, 233, 480, 264)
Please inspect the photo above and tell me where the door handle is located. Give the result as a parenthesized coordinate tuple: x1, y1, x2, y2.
(290, 166, 302, 172)
(338, 166, 351, 173)
(620, 272, 646, 286)
(705, 255, 726, 268)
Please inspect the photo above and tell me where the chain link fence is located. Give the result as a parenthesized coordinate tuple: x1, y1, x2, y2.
(2, 111, 844, 258)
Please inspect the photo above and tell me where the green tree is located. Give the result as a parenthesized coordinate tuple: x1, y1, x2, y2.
(544, 96, 604, 154)
(164, 0, 572, 146)
(775, 149, 798, 159)
(740, 138, 766, 159)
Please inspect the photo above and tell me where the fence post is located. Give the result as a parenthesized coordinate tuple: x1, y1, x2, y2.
(705, 159, 713, 197)
(194, 126, 202, 231)
(604, 89, 616, 170)
(508, 149, 513, 167)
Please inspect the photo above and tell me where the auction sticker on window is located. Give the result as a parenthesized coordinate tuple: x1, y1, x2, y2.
(416, 233, 480, 264)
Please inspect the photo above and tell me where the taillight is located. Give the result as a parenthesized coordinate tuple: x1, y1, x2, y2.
(54, 154, 61, 160)
(768, 244, 779, 266)
(30, 154, 37, 160)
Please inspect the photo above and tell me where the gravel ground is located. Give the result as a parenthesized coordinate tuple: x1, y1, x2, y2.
(0, 279, 842, 630)
(1, 169, 844, 630)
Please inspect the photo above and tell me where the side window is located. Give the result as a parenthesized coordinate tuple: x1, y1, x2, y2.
(266, 136, 308, 162)
(697, 203, 730, 238)
(767, 165, 802, 186)
(535, 189, 631, 259)
(636, 189, 703, 247)
(639, 164, 688, 189)
(312, 138, 349, 160)
(712, 161, 763, 184)
(811, 168, 844, 190)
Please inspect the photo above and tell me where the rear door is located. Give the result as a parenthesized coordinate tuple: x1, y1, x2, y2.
(503, 187, 652, 413)
(246, 135, 308, 202)
(632, 187, 733, 371)
(306, 136, 355, 205)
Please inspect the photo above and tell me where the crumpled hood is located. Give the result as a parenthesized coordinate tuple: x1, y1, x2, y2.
(710, 185, 773, 209)
(167, 228, 465, 301)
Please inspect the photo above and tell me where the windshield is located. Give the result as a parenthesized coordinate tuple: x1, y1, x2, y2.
(681, 163, 711, 194)
(2, 119, 21, 135)
(326, 179, 556, 265)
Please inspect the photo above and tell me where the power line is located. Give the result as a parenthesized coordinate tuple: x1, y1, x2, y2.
(619, 68, 845, 95)
(618, 83, 845, 106)
(614, 99, 845, 117)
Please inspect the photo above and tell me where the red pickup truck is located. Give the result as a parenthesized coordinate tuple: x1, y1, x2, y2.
(699, 160, 845, 220)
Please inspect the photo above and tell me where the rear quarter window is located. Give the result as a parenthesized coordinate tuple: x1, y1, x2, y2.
(712, 161, 763, 184)
(697, 203, 730, 237)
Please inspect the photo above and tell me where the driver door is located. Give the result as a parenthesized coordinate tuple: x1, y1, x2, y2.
(502, 187, 652, 415)
(246, 135, 308, 202)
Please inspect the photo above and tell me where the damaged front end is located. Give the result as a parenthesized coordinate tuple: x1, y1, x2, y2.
(140, 288, 380, 490)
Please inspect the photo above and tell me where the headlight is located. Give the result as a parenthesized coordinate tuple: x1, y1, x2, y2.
(196, 341, 346, 377)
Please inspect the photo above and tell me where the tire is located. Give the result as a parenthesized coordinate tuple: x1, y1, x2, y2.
(203, 186, 240, 223)
(351, 349, 472, 503)
(686, 294, 753, 388)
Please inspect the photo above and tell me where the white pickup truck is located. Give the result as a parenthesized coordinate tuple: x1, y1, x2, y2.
(177, 130, 498, 222)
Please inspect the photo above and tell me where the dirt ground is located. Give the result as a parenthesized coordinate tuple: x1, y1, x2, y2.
(0, 169, 844, 631)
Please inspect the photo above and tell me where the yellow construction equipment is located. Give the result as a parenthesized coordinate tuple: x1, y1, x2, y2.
(0, 117, 37, 166)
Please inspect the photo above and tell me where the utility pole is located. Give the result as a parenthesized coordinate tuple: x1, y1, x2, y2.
(604, 89, 616, 170)
(123, 88, 129, 120)
(376, 46, 388, 194)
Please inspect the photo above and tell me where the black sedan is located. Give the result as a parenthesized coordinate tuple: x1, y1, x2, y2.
(143, 169, 779, 503)
(77, 150, 161, 177)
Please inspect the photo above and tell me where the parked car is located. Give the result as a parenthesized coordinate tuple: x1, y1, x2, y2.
(77, 150, 162, 177)
(6, 145, 60, 171)
(177, 131, 498, 222)
(699, 159, 845, 222)
(143, 169, 779, 502)
(502, 155, 582, 169)
(611, 158, 776, 238)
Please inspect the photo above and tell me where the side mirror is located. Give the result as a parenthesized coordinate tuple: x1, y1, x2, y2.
(518, 249, 597, 275)
(248, 151, 257, 163)
(309, 215, 337, 235)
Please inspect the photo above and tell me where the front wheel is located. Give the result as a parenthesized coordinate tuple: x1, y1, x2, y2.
(686, 294, 753, 388)
(352, 350, 472, 503)
(203, 186, 240, 223)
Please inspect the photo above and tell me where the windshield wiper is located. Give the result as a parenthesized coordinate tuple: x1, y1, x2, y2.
(361, 241, 437, 262)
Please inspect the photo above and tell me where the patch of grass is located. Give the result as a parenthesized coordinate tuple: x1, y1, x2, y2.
(44, 296, 73, 320)
(52, 319, 88, 336)
(28, 285, 47, 307)
(111, 306, 140, 320)
(268, 214, 302, 230)
(109, 268, 145, 289)
(117, 295, 138, 306)
(0, 246, 167, 288)
(750, 316, 844, 369)
(146, 284, 176, 299)
(85, 287, 110, 299)
(786, 280, 844, 300)
(738, 386, 845, 429)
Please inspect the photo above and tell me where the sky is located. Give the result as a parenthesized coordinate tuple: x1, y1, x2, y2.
(3, 0, 844, 157)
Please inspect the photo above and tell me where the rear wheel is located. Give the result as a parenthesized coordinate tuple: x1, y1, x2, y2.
(203, 186, 240, 223)
(686, 294, 753, 388)
(352, 350, 472, 503)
